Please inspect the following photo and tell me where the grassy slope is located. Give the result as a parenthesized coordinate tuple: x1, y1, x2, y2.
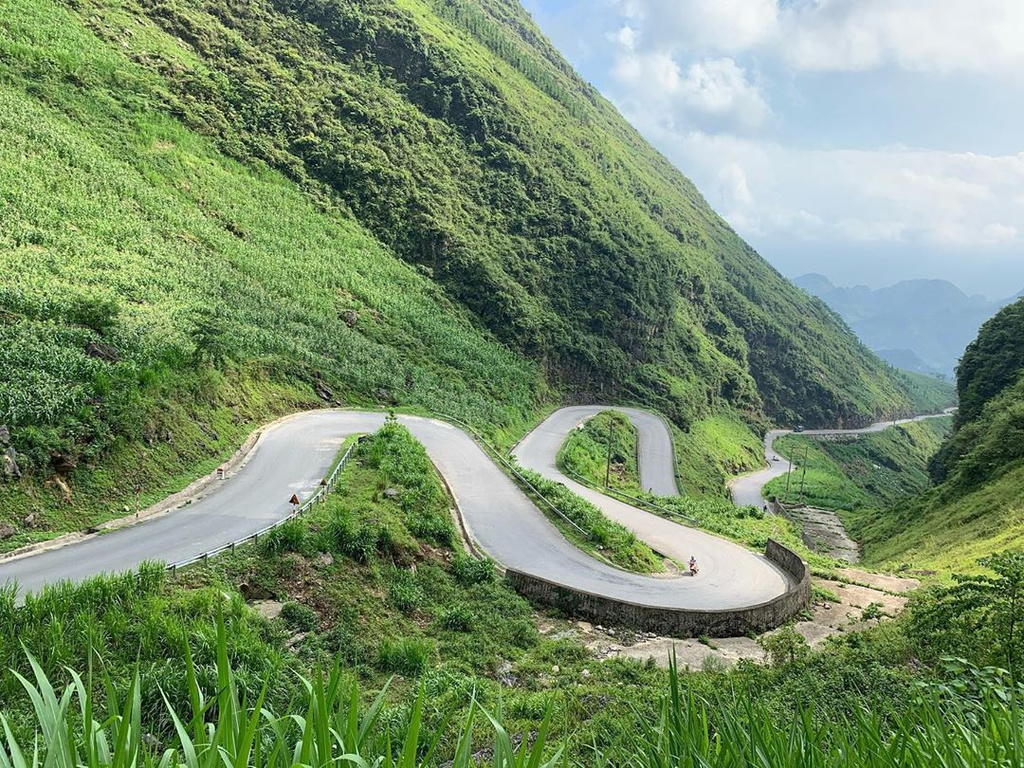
(58, 0, 924, 429)
(856, 465, 1024, 572)
(853, 302, 1024, 572)
(558, 410, 815, 561)
(0, 0, 543, 540)
(764, 419, 952, 513)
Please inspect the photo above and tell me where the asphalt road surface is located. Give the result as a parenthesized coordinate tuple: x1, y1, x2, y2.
(728, 409, 957, 509)
(0, 409, 792, 609)
(512, 407, 791, 607)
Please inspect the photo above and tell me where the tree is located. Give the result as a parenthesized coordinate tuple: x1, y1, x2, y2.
(908, 551, 1024, 678)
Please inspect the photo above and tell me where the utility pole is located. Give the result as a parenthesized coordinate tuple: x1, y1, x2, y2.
(605, 419, 615, 488)
(784, 455, 793, 503)
(798, 446, 809, 505)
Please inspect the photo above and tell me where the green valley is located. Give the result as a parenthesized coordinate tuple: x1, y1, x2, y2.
(2, 0, 1020, 765)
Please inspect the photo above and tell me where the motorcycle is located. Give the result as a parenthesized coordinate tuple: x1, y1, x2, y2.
(688, 559, 699, 577)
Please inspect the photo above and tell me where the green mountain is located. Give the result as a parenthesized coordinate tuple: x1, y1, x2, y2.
(794, 273, 1015, 378)
(856, 298, 1024, 570)
(1, 0, 935, 524)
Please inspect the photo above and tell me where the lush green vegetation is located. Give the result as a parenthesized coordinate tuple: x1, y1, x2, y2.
(558, 411, 642, 495)
(853, 300, 1024, 572)
(0, 0, 943, 550)
(0, 0, 548, 541)
(7, 424, 1024, 766)
(556, 411, 814, 560)
(8, 633, 1024, 768)
(764, 419, 952, 514)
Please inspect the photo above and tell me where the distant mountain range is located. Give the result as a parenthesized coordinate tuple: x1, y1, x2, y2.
(793, 274, 1022, 378)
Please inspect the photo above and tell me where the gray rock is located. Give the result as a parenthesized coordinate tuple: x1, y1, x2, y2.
(314, 381, 334, 401)
(339, 309, 359, 327)
(383, 488, 400, 499)
(2, 446, 20, 481)
(0, 525, 15, 540)
(0, 425, 10, 446)
(85, 341, 120, 363)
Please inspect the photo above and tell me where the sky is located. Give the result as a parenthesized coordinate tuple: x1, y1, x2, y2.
(521, 0, 1024, 299)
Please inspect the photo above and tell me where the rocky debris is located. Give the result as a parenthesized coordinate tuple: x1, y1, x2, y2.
(52, 477, 72, 504)
(239, 582, 274, 601)
(251, 600, 285, 619)
(0, 524, 15, 541)
(85, 341, 120, 363)
(22, 513, 37, 528)
(51, 453, 77, 474)
(314, 380, 334, 402)
(375, 387, 396, 404)
(383, 487, 400, 500)
(497, 661, 518, 687)
(0, 426, 21, 482)
(284, 632, 307, 650)
(316, 552, 334, 567)
(339, 309, 359, 327)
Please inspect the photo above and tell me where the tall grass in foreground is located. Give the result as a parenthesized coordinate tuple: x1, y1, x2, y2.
(3, 628, 1022, 767)
(0, 617, 561, 768)
(630, 658, 1024, 767)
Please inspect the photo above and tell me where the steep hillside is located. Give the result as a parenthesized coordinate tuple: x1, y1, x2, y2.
(857, 299, 1024, 570)
(1, 0, 929, 533)
(58, 0, 920, 421)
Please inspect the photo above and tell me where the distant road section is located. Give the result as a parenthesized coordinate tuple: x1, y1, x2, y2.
(728, 409, 957, 509)
(0, 409, 792, 610)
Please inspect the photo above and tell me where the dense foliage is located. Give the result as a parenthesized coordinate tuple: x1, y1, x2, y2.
(6, 424, 1024, 766)
(0, 0, 935, 526)
(852, 300, 1024, 570)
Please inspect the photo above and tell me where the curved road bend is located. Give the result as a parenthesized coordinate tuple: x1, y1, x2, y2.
(0, 410, 792, 609)
(512, 407, 791, 605)
(729, 409, 957, 509)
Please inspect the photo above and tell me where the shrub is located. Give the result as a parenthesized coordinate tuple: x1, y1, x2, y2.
(452, 555, 494, 585)
(438, 604, 474, 632)
(280, 601, 319, 632)
(260, 519, 307, 556)
(376, 637, 432, 676)
(387, 569, 424, 613)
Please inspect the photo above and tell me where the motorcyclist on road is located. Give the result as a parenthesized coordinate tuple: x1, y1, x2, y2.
(688, 556, 698, 575)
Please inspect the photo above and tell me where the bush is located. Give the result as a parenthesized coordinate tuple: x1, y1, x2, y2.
(438, 604, 474, 632)
(452, 555, 494, 585)
(280, 601, 319, 632)
(260, 520, 307, 556)
(321, 512, 378, 564)
(387, 570, 424, 613)
(376, 637, 432, 676)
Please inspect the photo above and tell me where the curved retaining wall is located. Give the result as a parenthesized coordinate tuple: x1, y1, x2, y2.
(505, 539, 811, 638)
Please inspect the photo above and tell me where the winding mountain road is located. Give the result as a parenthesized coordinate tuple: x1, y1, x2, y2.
(0, 409, 792, 610)
(728, 409, 957, 509)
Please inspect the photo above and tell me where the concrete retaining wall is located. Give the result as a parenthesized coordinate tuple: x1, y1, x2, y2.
(505, 538, 811, 638)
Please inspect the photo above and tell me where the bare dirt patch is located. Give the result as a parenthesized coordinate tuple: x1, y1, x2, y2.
(536, 567, 919, 669)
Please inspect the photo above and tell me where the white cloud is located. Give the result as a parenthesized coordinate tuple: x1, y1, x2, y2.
(613, 0, 1024, 77)
(615, 0, 778, 51)
(779, 0, 1024, 76)
(641, 130, 1024, 249)
(611, 49, 770, 133)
